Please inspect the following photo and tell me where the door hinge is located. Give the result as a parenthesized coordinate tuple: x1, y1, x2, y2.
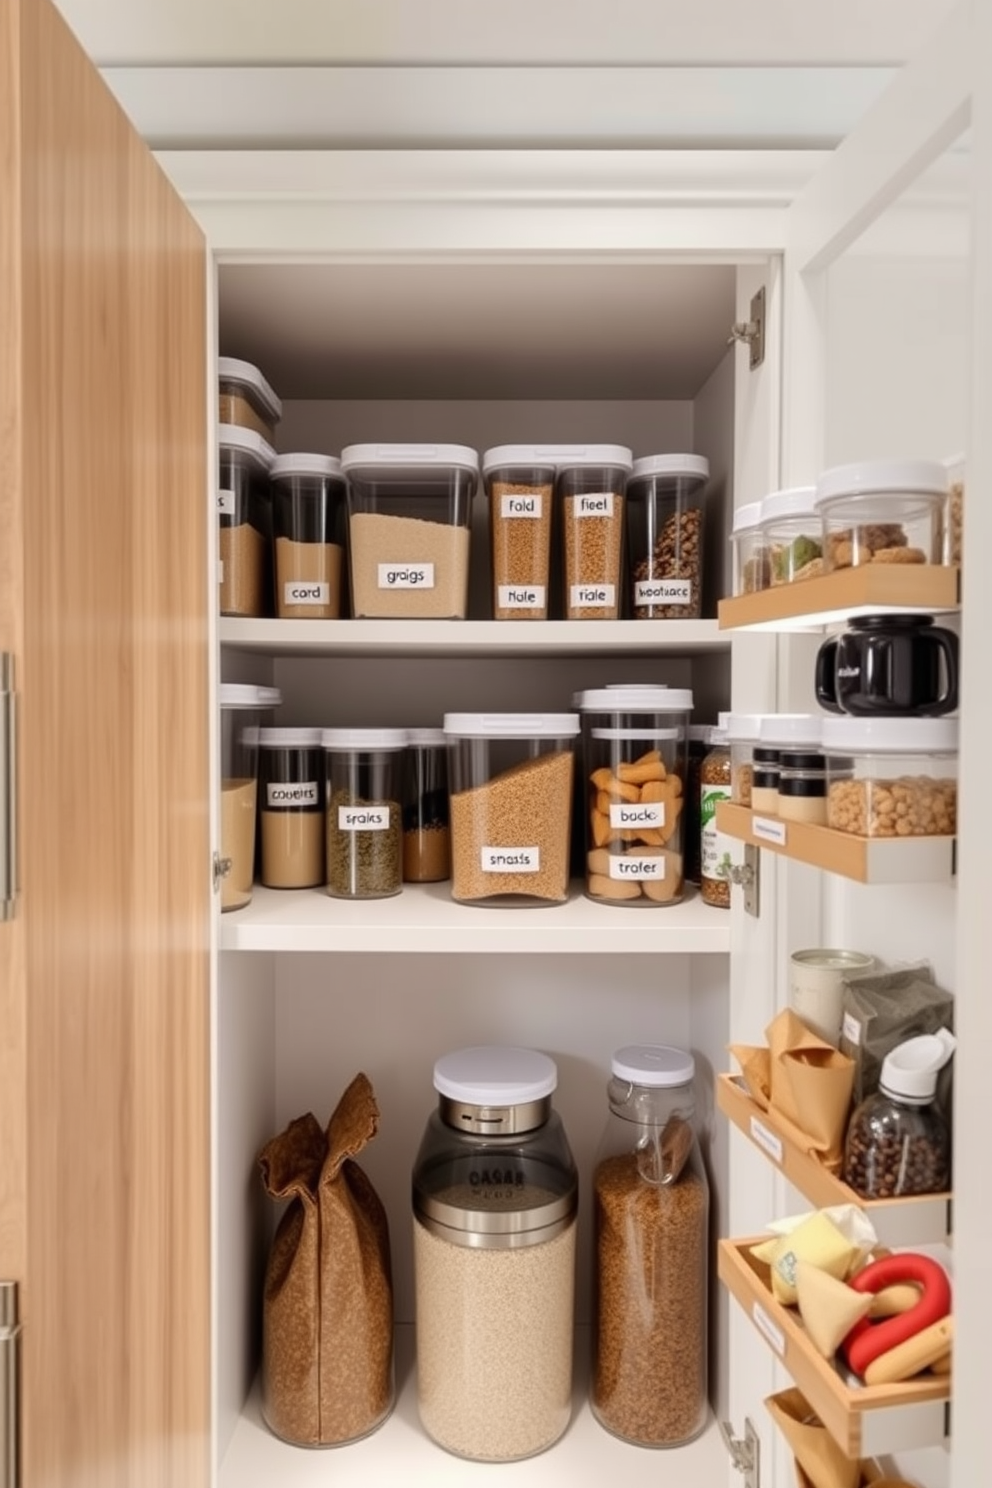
(0, 656, 16, 923)
(0, 1282, 20, 1488)
(728, 286, 766, 369)
(720, 1415, 760, 1488)
(725, 843, 761, 918)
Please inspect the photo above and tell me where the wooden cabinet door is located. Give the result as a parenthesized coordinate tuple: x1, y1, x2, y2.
(0, 2, 211, 1484)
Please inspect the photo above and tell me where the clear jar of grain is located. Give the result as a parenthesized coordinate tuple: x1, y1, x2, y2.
(217, 356, 282, 444)
(269, 453, 347, 619)
(700, 719, 732, 908)
(219, 684, 282, 911)
(557, 446, 632, 619)
(402, 728, 450, 883)
(573, 685, 692, 907)
(340, 444, 478, 619)
(321, 728, 407, 898)
(482, 445, 558, 620)
(412, 1046, 577, 1462)
(625, 453, 710, 619)
(258, 728, 325, 889)
(443, 712, 579, 905)
(592, 1044, 709, 1447)
(218, 425, 275, 617)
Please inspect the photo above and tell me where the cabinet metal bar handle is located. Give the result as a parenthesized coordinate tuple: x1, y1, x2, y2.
(0, 1281, 20, 1488)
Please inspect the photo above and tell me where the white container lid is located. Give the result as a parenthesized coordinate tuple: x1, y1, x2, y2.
(219, 684, 283, 710)
(879, 1029, 955, 1104)
(258, 727, 323, 747)
(406, 727, 447, 747)
(217, 356, 283, 423)
(820, 717, 959, 754)
(556, 444, 633, 471)
(592, 727, 680, 741)
(481, 444, 566, 477)
(761, 485, 818, 523)
(341, 443, 480, 477)
(434, 1046, 558, 1104)
(612, 1044, 695, 1087)
(574, 685, 693, 712)
(269, 453, 344, 482)
(815, 459, 948, 507)
(443, 712, 580, 739)
(321, 727, 408, 751)
(760, 713, 823, 748)
(732, 500, 764, 536)
(727, 712, 764, 742)
(629, 453, 710, 485)
(218, 423, 276, 471)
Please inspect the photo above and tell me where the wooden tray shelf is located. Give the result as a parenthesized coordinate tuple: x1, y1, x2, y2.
(716, 802, 955, 885)
(718, 565, 959, 632)
(717, 1075, 951, 1246)
(718, 1238, 950, 1459)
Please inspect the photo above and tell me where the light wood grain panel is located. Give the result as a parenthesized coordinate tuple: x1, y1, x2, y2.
(14, 2, 211, 1483)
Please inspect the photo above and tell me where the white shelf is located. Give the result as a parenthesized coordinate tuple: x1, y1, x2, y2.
(220, 882, 729, 953)
(218, 617, 729, 659)
(219, 1326, 727, 1488)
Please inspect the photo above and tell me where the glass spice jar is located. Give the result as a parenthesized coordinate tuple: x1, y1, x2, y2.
(700, 719, 732, 908)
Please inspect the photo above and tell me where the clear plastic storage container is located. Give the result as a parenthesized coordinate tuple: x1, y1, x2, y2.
(218, 425, 275, 617)
(815, 459, 948, 572)
(321, 728, 407, 898)
(591, 1045, 709, 1447)
(341, 444, 478, 619)
(777, 752, 828, 825)
(482, 446, 557, 620)
(727, 712, 763, 805)
(821, 717, 958, 838)
(731, 499, 770, 595)
(944, 453, 964, 567)
(402, 728, 450, 883)
(412, 1046, 578, 1462)
(443, 713, 579, 905)
(574, 685, 692, 906)
(625, 454, 710, 619)
(269, 453, 348, 619)
(760, 486, 822, 585)
(219, 684, 282, 911)
(843, 1030, 955, 1198)
(557, 446, 632, 619)
(217, 356, 282, 443)
(258, 727, 324, 889)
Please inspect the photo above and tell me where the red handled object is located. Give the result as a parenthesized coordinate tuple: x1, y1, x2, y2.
(843, 1253, 951, 1378)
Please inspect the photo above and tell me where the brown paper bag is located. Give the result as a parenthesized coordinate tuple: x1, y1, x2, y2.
(767, 1387, 861, 1488)
(258, 1072, 394, 1446)
(768, 1009, 856, 1169)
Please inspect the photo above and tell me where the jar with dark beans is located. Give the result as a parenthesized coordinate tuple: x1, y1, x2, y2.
(843, 1091, 950, 1198)
(631, 509, 703, 618)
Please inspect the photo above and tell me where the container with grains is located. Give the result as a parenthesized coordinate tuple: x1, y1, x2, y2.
(625, 453, 710, 619)
(269, 453, 348, 619)
(412, 1046, 578, 1462)
(259, 727, 325, 889)
(217, 355, 282, 444)
(218, 425, 275, 617)
(821, 716, 958, 839)
(321, 728, 406, 899)
(760, 485, 822, 585)
(219, 685, 282, 911)
(700, 718, 732, 908)
(592, 1044, 709, 1447)
(443, 712, 579, 905)
(483, 445, 557, 620)
(731, 500, 771, 595)
(557, 445, 632, 619)
(843, 1030, 955, 1199)
(402, 728, 450, 883)
(814, 459, 948, 572)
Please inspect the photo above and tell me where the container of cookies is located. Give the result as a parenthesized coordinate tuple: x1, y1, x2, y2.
(814, 460, 948, 572)
(821, 717, 957, 839)
(760, 487, 821, 585)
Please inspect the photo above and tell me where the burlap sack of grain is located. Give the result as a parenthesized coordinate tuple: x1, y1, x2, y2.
(258, 1072, 394, 1446)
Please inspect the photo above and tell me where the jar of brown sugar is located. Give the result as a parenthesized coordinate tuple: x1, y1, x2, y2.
(269, 454, 347, 619)
(259, 728, 325, 889)
(557, 446, 632, 619)
(218, 425, 275, 618)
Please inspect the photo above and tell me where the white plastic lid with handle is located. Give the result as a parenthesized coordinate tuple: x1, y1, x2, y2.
(433, 1046, 558, 1105)
(879, 1028, 956, 1105)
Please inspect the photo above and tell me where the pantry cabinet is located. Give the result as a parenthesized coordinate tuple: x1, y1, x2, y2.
(2, 2, 988, 1487)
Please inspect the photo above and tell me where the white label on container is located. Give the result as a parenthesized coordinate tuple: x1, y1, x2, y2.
(842, 1012, 863, 1047)
(752, 1302, 785, 1357)
(608, 855, 665, 882)
(217, 488, 235, 516)
(574, 492, 614, 518)
(570, 583, 615, 608)
(377, 562, 435, 590)
(338, 805, 390, 831)
(749, 1116, 783, 1166)
(267, 781, 319, 808)
(498, 584, 546, 609)
(752, 815, 788, 846)
(283, 581, 330, 606)
(634, 578, 693, 606)
(609, 801, 665, 829)
(500, 493, 543, 519)
(481, 846, 540, 873)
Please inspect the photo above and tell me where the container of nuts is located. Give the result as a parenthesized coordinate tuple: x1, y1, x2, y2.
(557, 446, 632, 620)
(814, 459, 948, 572)
(482, 445, 558, 619)
(821, 717, 958, 839)
(625, 454, 710, 619)
(843, 1029, 955, 1198)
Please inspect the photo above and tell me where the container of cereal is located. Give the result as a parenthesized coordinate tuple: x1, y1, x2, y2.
(219, 684, 282, 911)
(731, 499, 771, 595)
(625, 454, 710, 619)
(574, 685, 692, 906)
(321, 728, 407, 898)
(727, 712, 763, 805)
(843, 1029, 955, 1198)
(258, 727, 324, 889)
(821, 717, 958, 838)
(557, 446, 632, 619)
(443, 713, 579, 905)
(217, 356, 282, 443)
(760, 486, 822, 585)
(341, 444, 478, 619)
(218, 425, 275, 617)
(402, 728, 450, 883)
(269, 454, 348, 619)
(412, 1045, 577, 1462)
(482, 446, 558, 620)
(814, 460, 948, 572)
(591, 1044, 709, 1447)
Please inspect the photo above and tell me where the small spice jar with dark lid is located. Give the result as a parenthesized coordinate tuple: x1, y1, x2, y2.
(844, 1029, 955, 1198)
(777, 751, 828, 825)
(258, 728, 325, 889)
(402, 728, 450, 883)
(751, 744, 781, 814)
(322, 728, 407, 899)
(218, 425, 275, 618)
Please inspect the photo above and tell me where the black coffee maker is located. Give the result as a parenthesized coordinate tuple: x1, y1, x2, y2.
(815, 614, 958, 717)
